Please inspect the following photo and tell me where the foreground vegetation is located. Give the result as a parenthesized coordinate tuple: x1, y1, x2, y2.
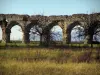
(0, 61, 100, 75)
(0, 48, 100, 75)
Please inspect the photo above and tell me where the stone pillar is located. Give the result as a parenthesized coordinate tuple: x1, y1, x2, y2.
(65, 22, 72, 44)
(6, 28, 11, 43)
(22, 31, 27, 43)
(2, 28, 10, 43)
(84, 35, 93, 44)
(2, 27, 7, 43)
(40, 34, 45, 45)
(21, 24, 26, 43)
(25, 31, 30, 43)
(62, 21, 67, 45)
(66, 33, 71, 44)
(22, 27, 30, 44)
(43, 32, 50, 46)
(1, 19, 8, 43)
(22, 16, 29, 44)
(42, 31, 50, 46)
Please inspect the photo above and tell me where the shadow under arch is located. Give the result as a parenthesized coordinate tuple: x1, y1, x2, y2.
(87, 20, 100, 44)
(6, 21, 23, 43)
(67, 21, 85, 43)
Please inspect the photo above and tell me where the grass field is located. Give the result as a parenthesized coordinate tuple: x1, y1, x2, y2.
(0, 48, 100, 75)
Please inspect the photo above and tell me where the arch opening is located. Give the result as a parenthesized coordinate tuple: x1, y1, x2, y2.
(71, 25, 85, 43)
(50, 25, 63, 44)
(10, 25, 23, 42)
(29, 25, 40, 42)
(93, 27, 100, 43)
(88, 21, 100, 44)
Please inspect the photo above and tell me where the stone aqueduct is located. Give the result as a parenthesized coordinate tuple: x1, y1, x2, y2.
(0, 13, 100, 45)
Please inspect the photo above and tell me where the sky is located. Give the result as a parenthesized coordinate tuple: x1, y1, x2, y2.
(0, 0, 100, 15)
(10, 25, 23, 40)
(0, 0, 100, 41)
(71, 25, 84, 42)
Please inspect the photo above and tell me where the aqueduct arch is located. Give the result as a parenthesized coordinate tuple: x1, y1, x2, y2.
(6, 21, 23, 43)
(66, 21, 85, 43)
(25, 21, 39, 43)
(50, 25, 63, 41)
(0, 13, 100, 45)
(86, 20, 100, 44)
(40, 20, 66, 45)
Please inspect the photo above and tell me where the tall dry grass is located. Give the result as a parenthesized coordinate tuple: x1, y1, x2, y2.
(0, 48, 100, 75)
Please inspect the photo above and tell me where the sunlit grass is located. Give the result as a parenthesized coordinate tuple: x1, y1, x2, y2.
(0, 60, 100, 75)
(0, 48, 100, 75)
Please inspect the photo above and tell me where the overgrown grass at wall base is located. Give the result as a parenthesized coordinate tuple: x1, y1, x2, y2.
(0, 48, 99, 63)
(1, 42, 100, 48)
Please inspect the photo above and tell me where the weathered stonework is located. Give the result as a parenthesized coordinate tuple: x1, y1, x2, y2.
(0, 13, 100, 44)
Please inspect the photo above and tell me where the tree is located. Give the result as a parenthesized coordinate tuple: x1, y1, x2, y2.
(71, 25, 85, 43)
(30, 15, 49, 46)
(84, 12, 100, 46)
